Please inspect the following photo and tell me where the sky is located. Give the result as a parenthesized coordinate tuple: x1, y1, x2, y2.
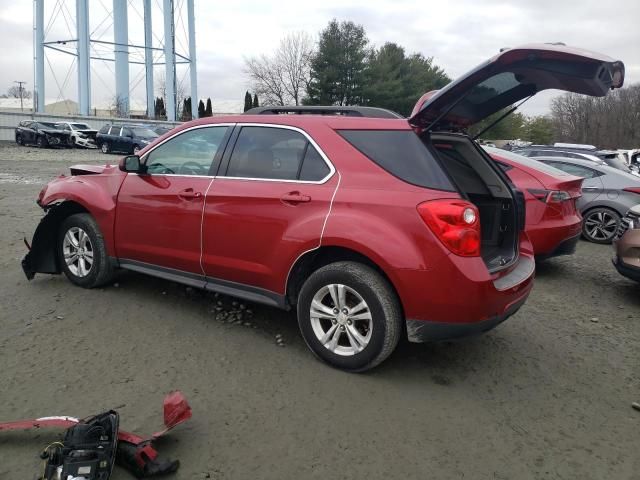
(0, 0, 638, 115)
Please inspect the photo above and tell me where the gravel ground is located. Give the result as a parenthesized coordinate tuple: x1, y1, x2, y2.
(0, 142, 639, 479)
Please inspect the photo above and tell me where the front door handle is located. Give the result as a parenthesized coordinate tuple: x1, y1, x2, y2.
(178, 188, 202, 200)
(582, 187, 599, 191)
(281, 191, 311, 205)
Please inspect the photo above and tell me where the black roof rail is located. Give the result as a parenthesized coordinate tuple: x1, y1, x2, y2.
(245, 105, 404, 119)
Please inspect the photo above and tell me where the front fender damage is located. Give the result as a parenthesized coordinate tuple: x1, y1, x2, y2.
(22, 202, 81, 280)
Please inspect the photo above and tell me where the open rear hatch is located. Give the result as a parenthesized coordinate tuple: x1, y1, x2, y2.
(409, 43, 624, 272)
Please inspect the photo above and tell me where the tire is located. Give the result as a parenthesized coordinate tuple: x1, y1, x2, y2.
(37, 136, 48, 148)
(582, 207, 621, 244)
(57, 213, 114, 288)
(101, 142, 110, 154)
(133, 145, 141, 154)
(16, 134, 23, 146)
(297, 261, 402, 372)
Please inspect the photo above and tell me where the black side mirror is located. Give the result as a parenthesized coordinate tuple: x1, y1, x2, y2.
(119, 155, 146, 173)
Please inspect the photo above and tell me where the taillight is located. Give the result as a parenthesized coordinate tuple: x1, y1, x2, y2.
(623, 187, 640, 195)
(417, 200, 481, 257)
(528, 189, 571, 203)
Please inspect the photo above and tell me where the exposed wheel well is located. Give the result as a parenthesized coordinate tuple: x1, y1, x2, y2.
(286, 246, 402, 312)
(24, 201, 90, 276)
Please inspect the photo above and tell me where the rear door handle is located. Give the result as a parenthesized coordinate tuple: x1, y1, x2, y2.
(178, 188, 202, 200)
(281, 191, 311, 205)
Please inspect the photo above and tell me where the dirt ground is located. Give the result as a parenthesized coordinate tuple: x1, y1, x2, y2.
(0, 142, 638, 479)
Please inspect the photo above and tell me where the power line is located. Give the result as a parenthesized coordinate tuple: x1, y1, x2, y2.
(14, 81, 27, 111)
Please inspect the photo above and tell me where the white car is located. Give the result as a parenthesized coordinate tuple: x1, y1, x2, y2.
(55, 122, 98, 149)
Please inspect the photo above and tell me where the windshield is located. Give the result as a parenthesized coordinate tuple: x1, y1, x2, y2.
(132, 127, 158, 138)
(71, 123, 91, 130)
(483, 147, 571, 176)
(36, 122, 59, 129)
(602, 155, 631, 172)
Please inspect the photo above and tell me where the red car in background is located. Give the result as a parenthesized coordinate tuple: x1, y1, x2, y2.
(484, 147, 584, 259)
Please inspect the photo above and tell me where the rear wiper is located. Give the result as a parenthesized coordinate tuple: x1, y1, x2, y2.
(472, 95, 533, 141)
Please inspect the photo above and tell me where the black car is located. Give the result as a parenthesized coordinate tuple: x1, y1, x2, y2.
(15, 121, 73, 148)
(96, 124, 159, 154)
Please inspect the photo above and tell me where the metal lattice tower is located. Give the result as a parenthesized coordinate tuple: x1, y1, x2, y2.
(33, 0, 198, 121)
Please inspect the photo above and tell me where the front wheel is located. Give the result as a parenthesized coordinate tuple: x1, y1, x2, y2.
(582, 208, 621, 244)
(16, 134, 23, 146)
(297, 261, 402, 372)
(37, 136, 48, 148)
(58, 213, 114, 288)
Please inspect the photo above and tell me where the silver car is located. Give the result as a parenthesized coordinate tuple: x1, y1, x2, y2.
(534, 156, 640, 244)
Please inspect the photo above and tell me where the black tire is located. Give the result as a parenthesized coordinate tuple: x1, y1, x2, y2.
(582, 207, 621, 244)
(297, 261, 402, 372)
(16, 134, 23, 146)
(132, 145, 141, 154)
(57, 213, 114, 288)
(101, 142, 110, 154)
(37, 136, 48, 148)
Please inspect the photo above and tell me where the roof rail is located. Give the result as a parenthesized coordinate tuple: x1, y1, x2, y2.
(245, 105, 404, 119)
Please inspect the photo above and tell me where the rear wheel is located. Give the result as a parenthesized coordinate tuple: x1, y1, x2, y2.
(297, 261, 402, 372)
(58, 213, 114, 288)
(101, 142, 110, 154)
(582, 208, 620, 244)
(133, 145, 141, 154)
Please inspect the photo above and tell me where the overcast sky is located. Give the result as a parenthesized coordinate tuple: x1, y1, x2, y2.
(0, 0, 638, 115)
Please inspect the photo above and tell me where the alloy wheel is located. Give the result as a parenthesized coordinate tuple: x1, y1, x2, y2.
(101, 143, 109, 154)
(584, 210, 619, 242)
(62, 227, 94, 277)
(310, 284, 373, 356)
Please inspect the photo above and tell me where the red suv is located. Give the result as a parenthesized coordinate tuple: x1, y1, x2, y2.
(22, 45, 624, 371)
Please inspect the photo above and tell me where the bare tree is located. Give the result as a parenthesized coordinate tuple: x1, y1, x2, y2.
(245, 32, 314, 106)
(155, 72, 188, 119)
(7, 85, 32, 99)
(551, 84, 640, 149)
(111, 94, 128, 118)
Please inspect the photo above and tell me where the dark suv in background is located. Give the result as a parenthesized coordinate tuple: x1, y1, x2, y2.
(96, 124, 159, 154)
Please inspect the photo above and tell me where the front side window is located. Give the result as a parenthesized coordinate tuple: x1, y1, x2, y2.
(145, 126, 229, 176)
(225, 126, 330, 181)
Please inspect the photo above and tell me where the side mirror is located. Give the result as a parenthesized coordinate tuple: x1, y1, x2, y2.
(119, 155, 145, 173)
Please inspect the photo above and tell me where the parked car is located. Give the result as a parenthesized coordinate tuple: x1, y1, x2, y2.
(96, 124, 159, 154)
(22, 44, 624, 371)
(534, 157, 640, 243)
(152, 125, 174, 136)
(55, 122, 98, 149)
(15, 121, 73, 148)
(514, 145, 636, 175)
(484, 147, 584, 259)
(612, 204, 640, 282)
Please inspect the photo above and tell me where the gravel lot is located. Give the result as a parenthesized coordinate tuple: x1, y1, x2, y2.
(0, 142, 638, 479)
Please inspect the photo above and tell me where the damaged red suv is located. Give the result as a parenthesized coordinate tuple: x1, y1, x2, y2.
(23, 44, 624, 371)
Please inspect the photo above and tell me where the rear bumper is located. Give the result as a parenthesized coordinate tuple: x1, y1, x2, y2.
(535, 233, 580, 260)
(406, 296, 527, 342)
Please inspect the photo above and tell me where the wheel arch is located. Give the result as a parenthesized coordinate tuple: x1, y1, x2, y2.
(285, 245, 404, 317)
(22, 200, 91, 278)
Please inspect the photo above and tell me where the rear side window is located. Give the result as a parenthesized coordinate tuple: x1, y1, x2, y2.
(99, 125, 110, 134)
(338, 130, 454, 190)
(109, 126, 121, 136)
(541, 161, 601, 178)
(225, 126, 331, 182)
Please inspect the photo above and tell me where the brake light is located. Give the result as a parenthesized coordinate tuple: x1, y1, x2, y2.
(527, 189, 571, 203)
(417, 200, 481, 257)
(623, 187, 640, 195)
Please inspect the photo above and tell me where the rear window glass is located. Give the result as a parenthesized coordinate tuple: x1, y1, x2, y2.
(483, 147, 570, 176)
(338, 130, 454, 190)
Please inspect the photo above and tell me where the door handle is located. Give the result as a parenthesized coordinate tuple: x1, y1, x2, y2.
(582, 187, 599, 191)
(281, 191, 311, 205)
(178, 188, 202, 200)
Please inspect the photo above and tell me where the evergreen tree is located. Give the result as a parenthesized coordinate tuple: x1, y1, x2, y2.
(306, 19, 369, 105)
(182, 97, 192, 121)
(198, 99, 206, 118)
(252, 93, 259, 108)
(244, 91, 253, 112)
(205, 98, 213, 117)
